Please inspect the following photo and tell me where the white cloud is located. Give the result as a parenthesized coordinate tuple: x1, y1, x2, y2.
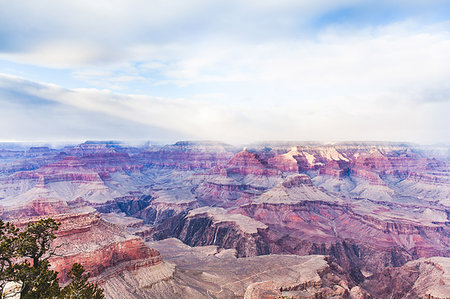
(0, 1, 449, 143)
(0, 0, 383, 67)
(0, 73, 448, 144)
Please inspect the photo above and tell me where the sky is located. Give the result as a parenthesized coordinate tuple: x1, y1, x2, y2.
(0, 0, 449, 144)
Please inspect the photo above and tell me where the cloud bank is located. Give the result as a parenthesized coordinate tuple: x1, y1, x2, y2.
(0, 1, 449, 143)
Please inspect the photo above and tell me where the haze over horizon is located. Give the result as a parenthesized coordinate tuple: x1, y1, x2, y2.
(0, 1, 449, 144)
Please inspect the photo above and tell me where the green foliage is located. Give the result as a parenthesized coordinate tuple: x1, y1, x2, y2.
(13, 260, 60, 299)
(16, 218, 60, 268)
(0, 217, 104, 299)
(60, 263, 104, 299)
(0, 220, 19, 276)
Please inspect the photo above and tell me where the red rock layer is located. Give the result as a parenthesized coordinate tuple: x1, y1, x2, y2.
(14, 212, 163, 283)
(318, 160, 350, 178)
(138, 142, 233, 170)
(226, 149, 279, 176)
(267, 154, 299, 172)
(80, 153, 142, 172)
(3, 198, 71, 219)
(53, 238, 162, 282)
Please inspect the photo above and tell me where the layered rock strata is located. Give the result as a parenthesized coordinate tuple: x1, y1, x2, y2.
(14, 212, 166, 292)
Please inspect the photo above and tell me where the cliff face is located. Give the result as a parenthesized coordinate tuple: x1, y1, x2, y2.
(193, 179, 265, 207)
(12, 212, 163, 284)
(153, 207, 269, 257)
(318, 159, 350, 178)
(226, 149, 280, 176)
(138, 200, 199, 226)
(12, 210, 169, 299)
(363, 257, 450, 299)
(267, 147, 302, 173)
(242, 173, 449, 273)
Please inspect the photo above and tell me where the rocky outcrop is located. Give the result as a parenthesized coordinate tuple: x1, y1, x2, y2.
(0, 155, 123, 208)
(152, 207, 269, 257)
(63, 141, 121, 156)
(406, 171, 450, 184)
(282, 173, 314, 187)
(133, 189, 200, 226)
(0, 147, 61, 176)
(38, 172, 103, 185)
(193, 178, 265, 206)
(350, 148, 449, 186)
(363, 257, 450, 298)
(273, 145, 351, 170)
(2, 156, 102, 188)
(98, 261, 177, 299)
(226, 149, 280, 176)
(150, 171, 449, 281)
(267, 147, 302, 172)
(4, 171, 40, 182)
(138, 199, 199, 226)
(2, 281, 22, 299)
(14, 212, 164, 286)
(94, 195, 152, 215)
(318, 159, 350, 178)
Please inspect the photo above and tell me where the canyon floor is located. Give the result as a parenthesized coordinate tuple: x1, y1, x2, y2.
(0, 140, 448, 298)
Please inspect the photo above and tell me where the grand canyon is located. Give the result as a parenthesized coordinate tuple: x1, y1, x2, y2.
(1, 0, 449, 298)
(0, 140, 448, 298)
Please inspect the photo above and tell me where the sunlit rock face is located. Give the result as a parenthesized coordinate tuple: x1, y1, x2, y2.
(225, 148, 280, 176)
(13, 212, 164, 285)
(0, 141, 448, 298)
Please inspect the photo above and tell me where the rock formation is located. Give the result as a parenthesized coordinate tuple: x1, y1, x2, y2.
(0, 141, 448, 298)
(363, 257, 450, 298)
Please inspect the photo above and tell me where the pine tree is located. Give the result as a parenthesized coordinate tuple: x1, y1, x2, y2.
(15, 218, 60, 269)
(0, 218, 104, 298)
(12, 218, 61, 298)
(60, 263, 104, 299)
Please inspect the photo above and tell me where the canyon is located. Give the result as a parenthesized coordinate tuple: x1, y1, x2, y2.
(0, 140, 448, 298)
